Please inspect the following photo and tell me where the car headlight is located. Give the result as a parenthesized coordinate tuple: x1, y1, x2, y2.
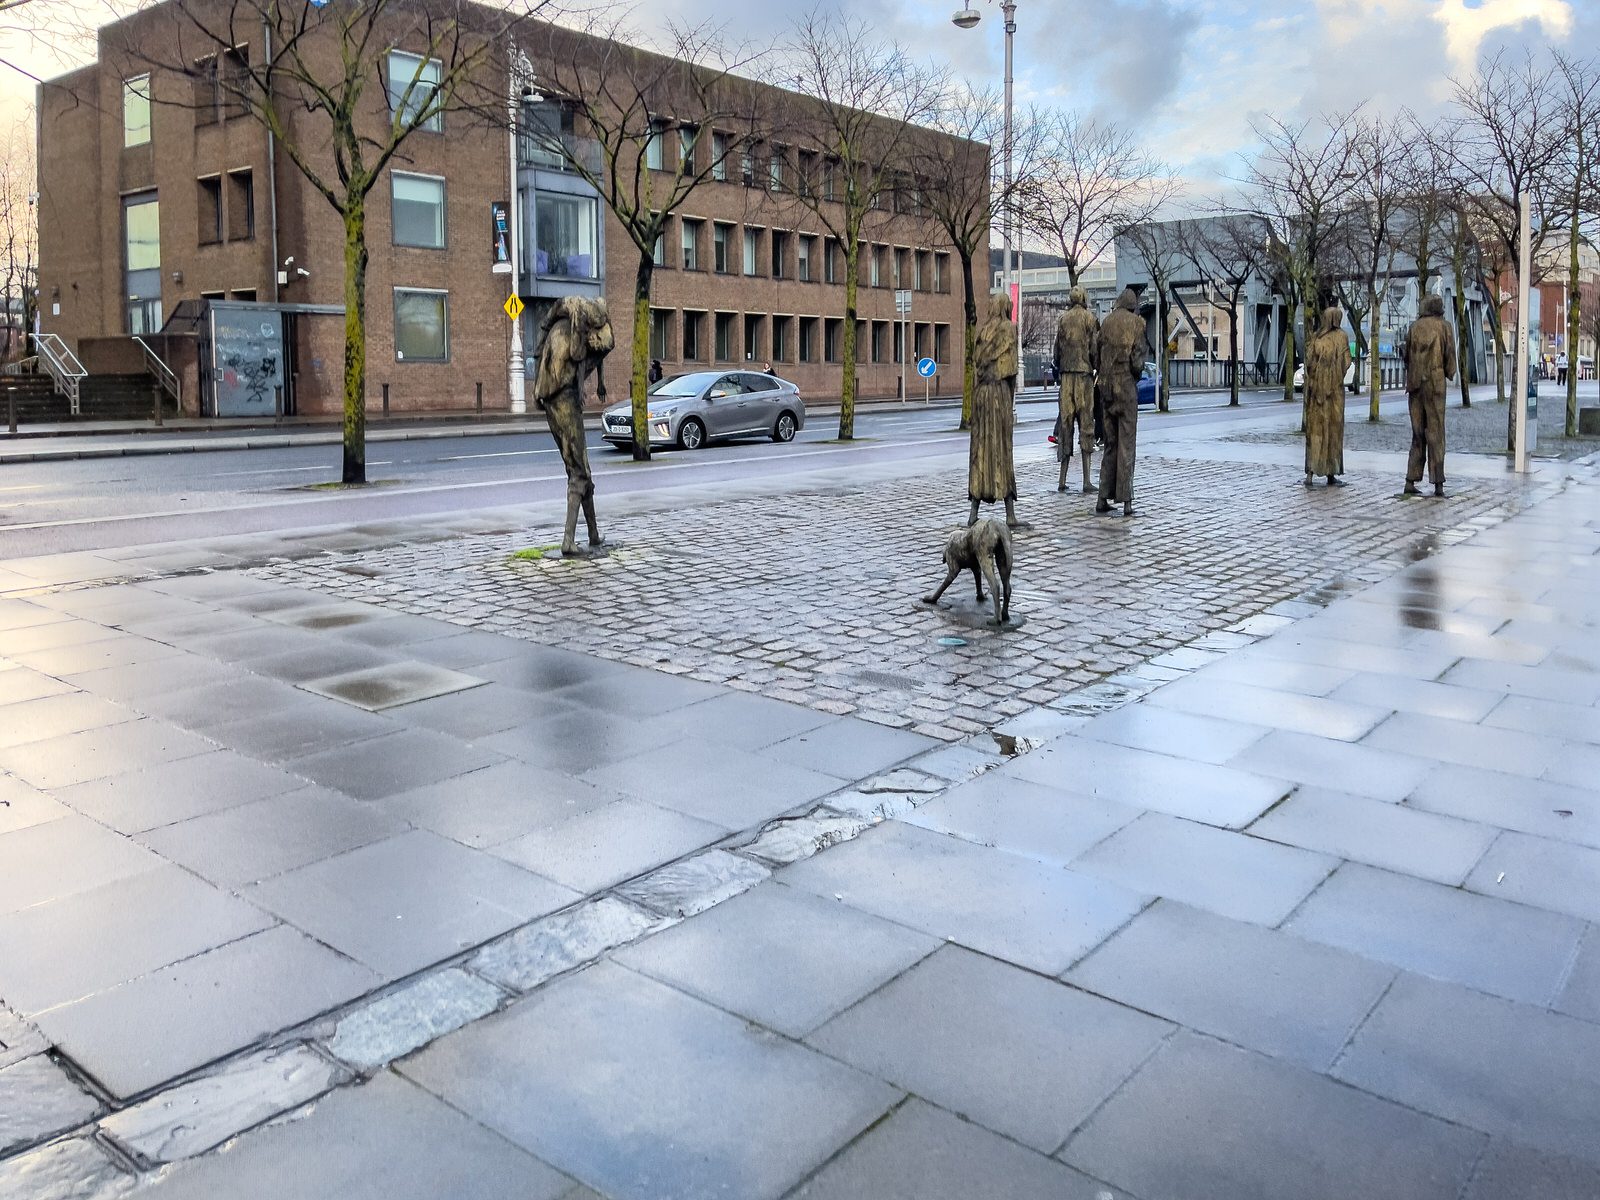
(647, 406, 677, 421)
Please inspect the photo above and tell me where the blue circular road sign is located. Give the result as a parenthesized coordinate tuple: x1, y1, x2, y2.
(916, 357, 937, 378)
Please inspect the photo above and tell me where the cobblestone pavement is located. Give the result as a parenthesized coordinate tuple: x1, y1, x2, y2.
(1228, 383, 1600, 462)
(260, 445, 1537, 741)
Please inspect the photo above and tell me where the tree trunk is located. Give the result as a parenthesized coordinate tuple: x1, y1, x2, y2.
(1486, 290, 1507, 405)
(1452, 286, 1471, 409)
(958, 247, 977, 431)
(1227, 291, 1240, 407)
(839, 248, 860, 440)
(341, 197, 369, 485)
(1367, 289, 1381, 422)
(1281, 320, 1296, 404)
(1155, 282, 1169, 413)
(631, 252, 654, 462)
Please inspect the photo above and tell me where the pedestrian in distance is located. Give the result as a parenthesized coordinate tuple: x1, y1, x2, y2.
(763, 362, 776, 375)
(1094, 287, 1149, 517)
(1402, 295, 1456, 497)
(1304, 306, 1351, 488)
(648, 358, 662, 385)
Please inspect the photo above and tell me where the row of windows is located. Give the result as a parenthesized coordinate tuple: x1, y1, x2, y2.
(123, 49, 443, 149)
(647, 308, 951, 367)
(652, 217, 950, 292)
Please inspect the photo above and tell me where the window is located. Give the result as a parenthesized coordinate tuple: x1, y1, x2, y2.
(123, 194, 162, 333)
(194, 57, 218, 126)
(824, 238, 839, 284)
(894, 322, 904, 364)
(772, 315, 792, 362)
(824, 318, 842, 363)
(678, 125, 698, 172)
(534, 191, 598, 278)
(915, 251, 929, 291)
(227, 170, 255, 240)
(869, 245, 881, 288)
(645, 119, 667, 170)
(220, 46, 249, 119)
(743, 313, 762, 361)
(520, 99, 576, 170)
(712, 131, 729, 181)
(394, 289, 448, 362)
(915, 323, 930, 360)
(935, 323, 950, 362)
(798, 235, 814, 282)
(935, 253, 949, 293)
(799, 316, 817, 363)
(822, 158, 836, 201)
(197, 177, 222, 245)
(388, 51, 442, 133)
(771, 231, 788, 280)
(652, 215, 666, 267)
(769, 144, 786, 192)
(123, 75, 151, 147)
(714, 312, 736, 361)
(391, 172, 444, 249)
(682, 311, 705, 360)
(796, 150, 816, 198)
(681, 218, 701, 271)
(713, 223, 733, 274)
(743, 227, 760, 276)
(871, 321, 888, 364)
(740, 148, 755, 187)
(650, 309, 673, 360)
(231, 288, 256, 302)
(894, 248, 908, 289)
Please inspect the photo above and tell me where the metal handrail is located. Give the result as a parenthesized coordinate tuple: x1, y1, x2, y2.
(32, 333, 86, 415)
(133, 335, 182, 412)
(1, 356, 37, 376)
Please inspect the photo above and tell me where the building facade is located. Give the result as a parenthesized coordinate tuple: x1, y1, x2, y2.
(36, 4, 971, 416)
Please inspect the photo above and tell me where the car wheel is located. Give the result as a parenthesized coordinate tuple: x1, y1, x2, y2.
(677, 417, 706, 450)
(772, 411, 797, 443)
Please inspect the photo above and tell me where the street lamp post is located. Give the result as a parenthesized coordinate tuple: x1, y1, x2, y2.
(953, 1, 1017, 371)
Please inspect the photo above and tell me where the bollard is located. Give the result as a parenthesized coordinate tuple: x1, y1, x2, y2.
(7, 385, 15, 434)
(475, 380, 483, 418)
(274, 386, 283, 426)
(153, 382, 164, 427)
(382, 382, 390, 418)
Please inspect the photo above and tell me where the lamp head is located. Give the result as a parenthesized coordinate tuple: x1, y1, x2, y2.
(952, 7, 981, 28)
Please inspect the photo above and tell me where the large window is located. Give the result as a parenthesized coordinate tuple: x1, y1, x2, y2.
(392, 172, 445, 249)
(388, 51, 441, 132)
(197, 177, 222, 245)
(534, 191, 598, 278)
(713, 223, 733, 274)
(678, 124, 698, 172)
(712, 131, 729, 181)
(824, 317, 842, 363)
(798, 235, 814, 283)
(123, 194, 161, 334)
(743, 313, 763, 362)
(743, 227, 760, 276)
(650, 309, 673, 360)
(645, 119, 667, 170)
(824, 238, 839, 285)
(771, 231, 789, 280)
(772, 315, 792, 363)
(681, 218, 701, 271)
(520, 100, 576, 170)
(394, 289, 448, 362)
(228, 170, 255, 241)
(714, 312, 736, 362)
(798, 316, 817, 363)
(683, 311, 705, 360)
(123, 75, 151, 147)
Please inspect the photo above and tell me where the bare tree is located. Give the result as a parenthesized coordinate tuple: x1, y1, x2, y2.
(1184, 214, 1272, 407)
(1337, 112, 1409, 421)
(903, 84, 1034, 430)
(109, 0, 540, 483)
(1450, 48, 1566, 451)
(1118, 215, 1187, 412)
(1241, 109, 1364, 404)
(0, 114, 36, 364)
(521, 15, 767, 461)
(780, 11, 943, 439)
(1552, 52, 1599, 437)
(1018, 110, 1171, 288)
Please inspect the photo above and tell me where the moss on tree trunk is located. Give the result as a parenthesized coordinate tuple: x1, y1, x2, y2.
(631, 252, 654, 461)
(342, 198, 368, 485)
(959, 250, 977, 431)
(839, 258, 860, 440)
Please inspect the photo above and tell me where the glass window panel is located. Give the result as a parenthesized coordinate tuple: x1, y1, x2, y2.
(534, 192, 598, 278)
(392, 174, 444, 249)
(124, 197, 161, 272)
(123, 76, 151, 147)
(395, 290, 448, 361)
(388, 52, 442, 132)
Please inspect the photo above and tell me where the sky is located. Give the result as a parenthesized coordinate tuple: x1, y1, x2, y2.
(2, 0, 1595, 193)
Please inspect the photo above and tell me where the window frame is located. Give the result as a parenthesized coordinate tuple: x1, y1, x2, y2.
(123, 74, 152, 147)
(226, 169, 255, 242)
(681, 217, 701, 271)
(196, 175, 223, 246)
(390, 171, 446, 250)
(387, 50, 443, 134)
(393, 287, 450, 363)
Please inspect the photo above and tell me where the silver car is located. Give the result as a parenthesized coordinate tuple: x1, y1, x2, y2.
(601, 370, 806, 450)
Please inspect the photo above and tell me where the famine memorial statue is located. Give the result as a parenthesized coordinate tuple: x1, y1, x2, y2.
(534, 297, 615, 555)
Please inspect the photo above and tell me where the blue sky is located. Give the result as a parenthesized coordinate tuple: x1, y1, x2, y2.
(3, 0, 1594, 190)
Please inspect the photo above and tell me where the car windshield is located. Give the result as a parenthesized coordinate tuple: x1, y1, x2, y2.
(649, 374, 713, 398)
(1141, 363, 1158, 379)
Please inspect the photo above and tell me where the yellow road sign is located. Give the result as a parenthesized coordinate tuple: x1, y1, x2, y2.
(504, 294, 525, 321)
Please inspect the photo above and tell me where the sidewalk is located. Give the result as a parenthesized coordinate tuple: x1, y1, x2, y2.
(1, 432, 1597, 1197)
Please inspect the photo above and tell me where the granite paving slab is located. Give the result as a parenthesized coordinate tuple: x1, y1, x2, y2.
(1461, 1142, 1600, 1200)
(1076, 704, 1270, 765)
(0, 815, 158, 913)
(1464, 831, 1600, 922)
(0, 720, 215, 792)
(204, 701, 399, 764)
(400, 961, 898, 1200)
(0, 1055, 99, 1156)
(52, 750, 307, 835)
(1555, 928, 1600, 1023)
(1147, 677, 1391, 741)
(376, 761, 617, 850)
(489, 799, 726, 893)
(763, 719, 940, 778)
(300, 662, 486, 712)
(283, 729, 503, 802)
(1226, 729, 1436, 802)
(901, 772, 1139, 866)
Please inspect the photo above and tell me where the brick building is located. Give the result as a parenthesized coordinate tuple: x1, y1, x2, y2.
(35, 3, 973, 417)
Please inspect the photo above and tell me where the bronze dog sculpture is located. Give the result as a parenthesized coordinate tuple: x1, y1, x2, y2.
(924, 518, 1014, 627)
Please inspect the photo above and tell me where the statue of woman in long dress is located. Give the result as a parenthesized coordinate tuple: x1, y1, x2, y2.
(1304, 305, 1351, 488)
(968, 292, 1024, 528)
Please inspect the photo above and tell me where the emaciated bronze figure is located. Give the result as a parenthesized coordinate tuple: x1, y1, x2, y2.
(1304, 306, 1351, 487)
(968, 292, 1024, 528)
(1094, 287, 1149, 517)
(534, 296, 615, 554)
(1403, 294, 1457, 497)
(1053, 287, 1099, 494)
(924, 517, 1014, 627)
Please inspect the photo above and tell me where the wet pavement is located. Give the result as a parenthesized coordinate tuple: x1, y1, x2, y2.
(0, 402, 1598, 1198)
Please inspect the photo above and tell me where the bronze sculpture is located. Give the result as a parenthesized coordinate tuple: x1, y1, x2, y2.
(1094, 287, 1148, 517)
(1403, 294, 1457, 497)
(924, 518, 1013, 627)
(1304, 306, 1351, 487)
(1053, 287, 1099, 494)
(534, 296, 615, 554)
(968, 292, 1024, 528)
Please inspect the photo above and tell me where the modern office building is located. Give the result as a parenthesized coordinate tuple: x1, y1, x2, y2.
(35, 4, 973, 417)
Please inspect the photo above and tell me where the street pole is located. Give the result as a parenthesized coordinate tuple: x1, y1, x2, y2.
(1003, 1, 1017, 376)
(1514, 191, 1531, 473)
(507, 52, 530, 415)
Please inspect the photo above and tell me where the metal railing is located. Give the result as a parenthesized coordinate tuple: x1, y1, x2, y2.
(133, 335, 182, 412)
(32, 333, 87, 415)
(1, 356, 37, 376)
